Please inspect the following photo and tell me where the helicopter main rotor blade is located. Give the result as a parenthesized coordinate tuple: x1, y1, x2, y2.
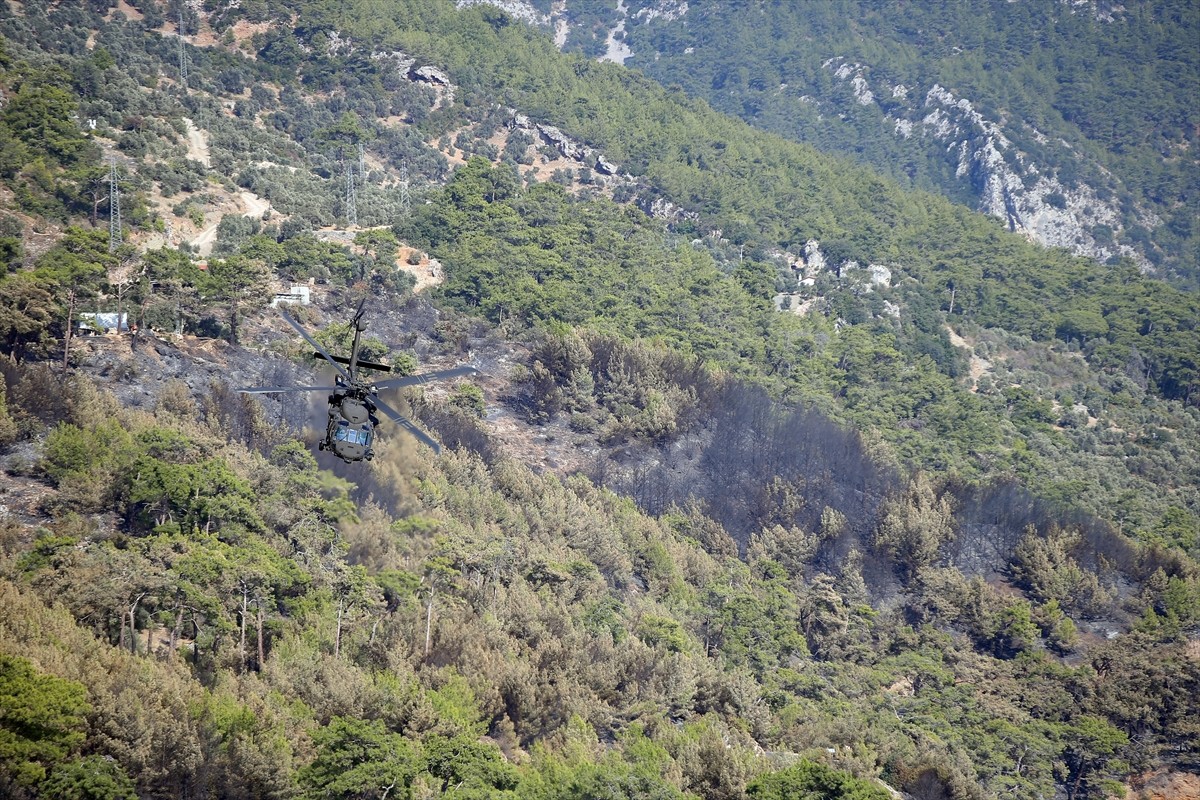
(374, 398, 442, 455)
(280, 309, 351, 382)
(239, 385, 340, 394)
(372, 366, 481, 392)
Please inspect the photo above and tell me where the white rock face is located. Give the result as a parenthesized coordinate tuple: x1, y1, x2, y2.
(802, 240, 827, 278)
(920, 84, 1145, 266)
(640, 195, 700, 226)
(541, 2, 1154, 271)
(601, 0, 634, 65)
(464, 0, 689, 55)
(867, 264, 892, 288)
(634, 0, 690, 24)
(1063, 0, 1124, 23)
(370, 50, 417, 77)
(823, 62, 1153, 270)
(851, 74, 874, 106)
(455, 0, 550, 27)
(412, 65, 452, 86)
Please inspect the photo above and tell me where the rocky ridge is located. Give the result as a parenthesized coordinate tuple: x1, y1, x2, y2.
(830, 65, 1154, 271)
(493, 0, 1164, 272)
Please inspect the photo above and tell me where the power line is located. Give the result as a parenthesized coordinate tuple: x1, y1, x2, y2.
(108, 157, 121, 253)
(178, 9, 188, 91)
(344, 158, 357, 228)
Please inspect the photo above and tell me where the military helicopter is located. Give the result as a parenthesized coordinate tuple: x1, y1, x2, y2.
(240, 306, 479, 463)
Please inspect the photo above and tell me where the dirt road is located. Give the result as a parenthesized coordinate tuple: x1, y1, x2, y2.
(191, 191, 272, 257)
(183, 117, 211, 166)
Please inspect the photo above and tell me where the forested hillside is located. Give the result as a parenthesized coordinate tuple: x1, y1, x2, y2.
(0, 1, 1197, 798)
(551, 0, 1200, 288)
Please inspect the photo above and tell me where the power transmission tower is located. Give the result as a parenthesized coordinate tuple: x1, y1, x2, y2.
(344, 159, 357, 228)
(178, 9, 188, 91)
(357, 142, 366, 179)
(399, 164, 411, 220)
(108, 157, 121, 252)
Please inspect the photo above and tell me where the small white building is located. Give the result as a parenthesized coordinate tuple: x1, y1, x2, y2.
(271, 286, 311, 307)
(78, 312, 128, 333)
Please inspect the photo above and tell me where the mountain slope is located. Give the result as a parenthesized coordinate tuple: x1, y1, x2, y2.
(0, 1, 1198, 798)
(540, 0, 1200, 287)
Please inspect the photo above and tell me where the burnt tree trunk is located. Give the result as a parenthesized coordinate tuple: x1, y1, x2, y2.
(335, 596, 344, 659)
(255, 597, 265, 670)
(238, 587, 248, 671)
(62, 289, 76, 373)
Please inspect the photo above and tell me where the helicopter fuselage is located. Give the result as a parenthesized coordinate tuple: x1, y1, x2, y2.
(320, 385, 377, 463)
(240, 307, 478, 462)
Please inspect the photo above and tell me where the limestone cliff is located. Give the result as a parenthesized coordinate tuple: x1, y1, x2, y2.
(522, 0, 1172, 273)
(833, 67, 1155, 271)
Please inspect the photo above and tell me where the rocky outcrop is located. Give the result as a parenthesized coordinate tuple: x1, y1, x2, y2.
(820, 59, 1153, 270)
(530, 122, 589, 162)
(828, 61, 875, 106)
(799, 239, 826, 282)
(370, 50, 417, 78)
(633, 0, 690, 24)
(919, 83, 1149, 267)
(458, 0, 689, 59)
(509, 113, 623, 178)
(370, 50, 456, 108)
(636, 195, 699, 226)
(411, 65, 451, 86)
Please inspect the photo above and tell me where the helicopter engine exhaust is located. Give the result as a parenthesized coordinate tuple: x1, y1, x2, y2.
(338, 396, 371, 424)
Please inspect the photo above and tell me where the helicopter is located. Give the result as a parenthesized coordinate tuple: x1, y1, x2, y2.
(240, 305, 479, 463)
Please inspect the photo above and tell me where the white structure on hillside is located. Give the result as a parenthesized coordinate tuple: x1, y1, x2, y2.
(271, 286, 312, 307)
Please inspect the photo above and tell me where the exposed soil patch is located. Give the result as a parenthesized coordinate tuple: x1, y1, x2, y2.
(945, 325, 992, 390)
(395, 247, 445, 294)
(182, 118, 211, 166)
(1127, 772, 1200, 800)
(110, 0, 142, 21)
(228, 19, 273, 52)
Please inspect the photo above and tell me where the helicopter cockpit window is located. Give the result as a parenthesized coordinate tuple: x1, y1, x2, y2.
(334, 425, 370, 446)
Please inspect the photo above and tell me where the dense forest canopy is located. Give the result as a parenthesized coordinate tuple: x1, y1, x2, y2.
(0, 1, 1197, 798)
